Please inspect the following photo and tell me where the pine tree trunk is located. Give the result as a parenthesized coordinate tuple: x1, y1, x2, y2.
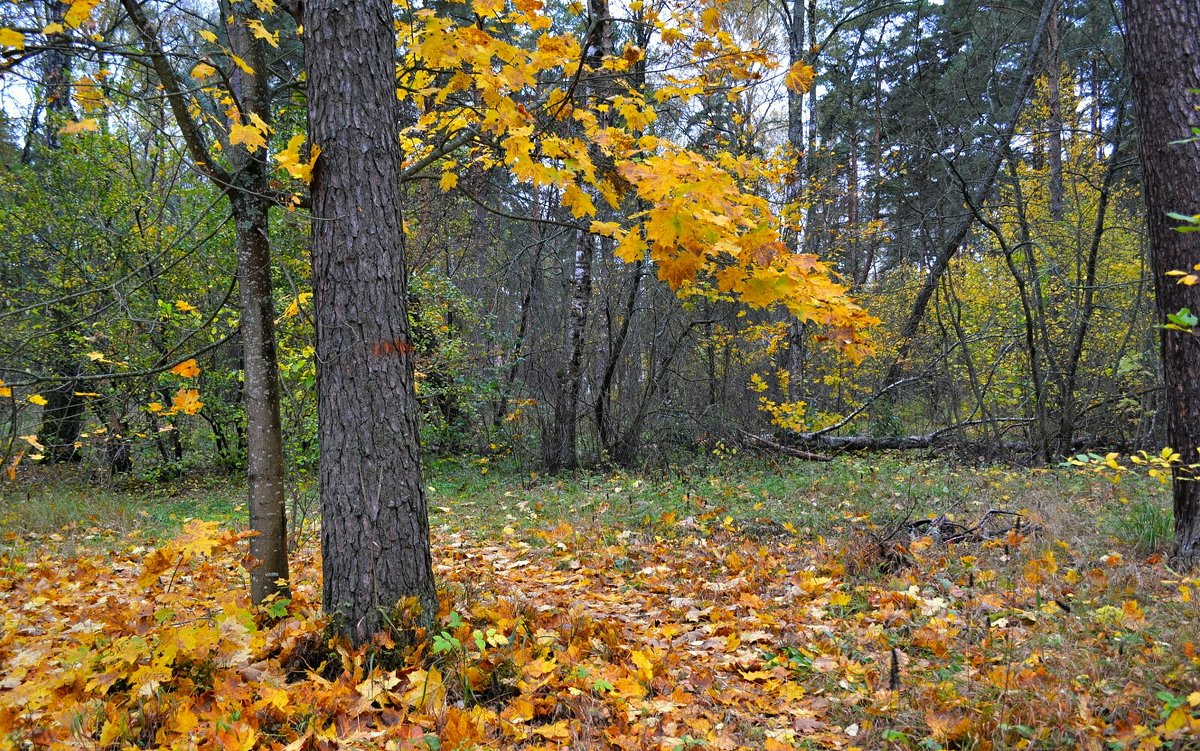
(35, 0, 82, 457)
(1126, 0, 1200, 570)
(595, 258, 644, 457)
(40, 378, 84, 463)
(305, 0, 438, 641)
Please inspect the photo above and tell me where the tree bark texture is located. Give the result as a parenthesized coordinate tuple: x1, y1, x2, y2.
(1126, 0, 1200, 570)
(305, 0, 438, 640)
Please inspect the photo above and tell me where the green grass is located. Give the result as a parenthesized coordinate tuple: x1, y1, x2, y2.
(0, 451, 1174, 563)
(0, 464, 243, 555)
(419, 451, 1172, 565)
(1105, 495, 1174, 555)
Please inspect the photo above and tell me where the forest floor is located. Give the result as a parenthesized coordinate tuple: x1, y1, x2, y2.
(1, 454, 1198, 750)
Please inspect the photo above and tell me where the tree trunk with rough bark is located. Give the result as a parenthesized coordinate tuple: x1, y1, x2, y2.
(1126, 0, 1200, 570)
(305, 0, 438, 641)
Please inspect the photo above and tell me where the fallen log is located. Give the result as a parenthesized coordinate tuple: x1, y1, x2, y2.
(736, 429, 832, 462)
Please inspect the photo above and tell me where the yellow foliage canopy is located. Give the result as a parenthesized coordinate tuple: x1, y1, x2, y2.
(391, 0, 876, 361)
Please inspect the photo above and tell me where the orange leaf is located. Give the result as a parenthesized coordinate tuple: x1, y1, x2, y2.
(784, 62, 815, 94)
(168, 388, 204, 415)
(171, 359, 201, 378)
(441, 706, 485, 747)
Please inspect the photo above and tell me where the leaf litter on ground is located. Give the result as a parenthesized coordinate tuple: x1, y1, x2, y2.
(1, 466, 1199, 750)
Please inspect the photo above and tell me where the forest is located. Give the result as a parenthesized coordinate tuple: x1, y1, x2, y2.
(1, 0, 1199, 748)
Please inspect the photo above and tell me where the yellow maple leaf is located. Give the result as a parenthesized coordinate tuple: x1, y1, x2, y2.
(171, 359, 201, 378)
(0, 379, 10, 398)
(27, 394, 48, 406)
(191, 61, 217, 80)
(198, 29, 218, 43)
(169, 388, 204, 415)
(214, 723, 257, 751)
(613, 229, 647, 263)
(441, 707, 485, 748)
(829, 590, 852, 606)
(168, 705, 200, 735)
(19, 435, 44, 451)
(656, 252, 704, 290)
(229, 120, 268, 152)
(176, 519, 226, 558)
(42, 22, 64, 35)
(501, 696, 535, 723)
(255, 682, 290, 711)
(473, 0, 506, 17)
(58, 118, 99, 135)
(130, 663, 173, 697)
(273, 134, 320, 182)
(137, 548, 176, 587)
(561, 183, 596, 218)
(1163, 707, 1190, 733)
(248, 112, 270, 134)
(739, 267, 786, 308)
(230, 53, 255, 75)
(72, 75, 106, 112)
(660, 26, 685, 46)
(280, 291, 312, 319)
(402, 666, 447, 711)
(630, 649, 654, 682)
(589, 220, 622, 238)
(6, 451, 23, 481)
(246, 19, 279, 48)
(532, 721, 570, 740)
(356, 670, 402, 702)
(252, 0, 277, 11)
(63, 0, 101, 29)
(611, 676, 646, 699)
(147, 401, 164, 413)
(785, 61, 816, 94)
(0, 28, 25, 49)
(439, 170, 458, 191)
